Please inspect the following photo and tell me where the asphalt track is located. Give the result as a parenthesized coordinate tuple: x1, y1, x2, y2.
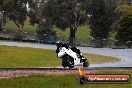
(0, 41, 132, 67)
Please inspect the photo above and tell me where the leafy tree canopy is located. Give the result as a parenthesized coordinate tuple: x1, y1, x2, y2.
(115, 5, 132, 15)
(85, 0, 110, 39)
(34, 0, 89, 44)
(0, 0, 38, 29)
(116, 14, 132, 44)
(115, 5, 132, 44)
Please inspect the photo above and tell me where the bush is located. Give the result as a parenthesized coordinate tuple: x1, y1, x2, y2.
(13, 30, 25, 41)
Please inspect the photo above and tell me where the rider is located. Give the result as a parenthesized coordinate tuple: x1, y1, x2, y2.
(56, 41, 82, 57)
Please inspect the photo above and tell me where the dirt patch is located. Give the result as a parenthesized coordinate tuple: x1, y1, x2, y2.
(0, 70, 96, 79)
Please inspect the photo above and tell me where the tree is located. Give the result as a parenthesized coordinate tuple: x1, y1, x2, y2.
(34, 0, 88, 45)
(0, 11, 3, 31)
(115, 5, 132, 17)
(1, 0, 27, 28)
(116, 14, 132, 44)
(0, 20, 2, 31)
(112, 4, 132, 31)
(85, 0, 110, 47)
(27, 0, 42, 25)
(103, 0, 129, 31)
(0, 0, 38, 29)
(115, 5, 132, 45)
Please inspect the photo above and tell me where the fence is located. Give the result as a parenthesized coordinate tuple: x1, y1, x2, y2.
(56, 36, 132, 48)
(0, 30, 132, 49)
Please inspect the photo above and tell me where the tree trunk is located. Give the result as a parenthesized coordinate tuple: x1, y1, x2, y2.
(0, 25, 2, 31)
(69, 26, 77, 45)
(0, 20, 2, 31)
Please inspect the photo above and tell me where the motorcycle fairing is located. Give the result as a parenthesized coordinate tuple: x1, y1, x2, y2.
(58, 47, 83, 65)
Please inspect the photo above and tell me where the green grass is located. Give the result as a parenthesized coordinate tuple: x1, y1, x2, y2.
(0, 45, 119, 68)
(109, 31, 117, 40)
(0, 45, 60, 68)
(54, 25, 91, 41)
(84, 53, 119, 64)
(0, 70, 131, 88)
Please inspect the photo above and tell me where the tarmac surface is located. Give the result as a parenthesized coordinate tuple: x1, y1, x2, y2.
(0, 41, 132, 67)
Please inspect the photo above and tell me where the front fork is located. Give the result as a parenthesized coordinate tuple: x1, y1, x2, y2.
(80, 56, 86, 63)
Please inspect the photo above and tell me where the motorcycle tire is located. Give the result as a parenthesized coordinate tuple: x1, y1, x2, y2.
(79, 76, 87, 84)
(83, 59, 89, 67)
(68, 65, 74, 68)
(66, 56, 74, 68)
(62, 60, 67, 68)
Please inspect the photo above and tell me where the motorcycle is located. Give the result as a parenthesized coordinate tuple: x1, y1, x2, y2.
(56, 42, 89, 68)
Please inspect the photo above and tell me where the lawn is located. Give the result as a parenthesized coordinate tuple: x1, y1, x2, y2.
(0, 45, 119, 68)
(0, 70, 131, 88)
(54, 25, 91, 42)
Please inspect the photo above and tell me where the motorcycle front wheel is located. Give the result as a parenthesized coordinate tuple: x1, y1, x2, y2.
(66, 56, 74, 68)
(83, 59, 89, 67)
(62, 59, 67, 68)
(62, 55, 74, 68)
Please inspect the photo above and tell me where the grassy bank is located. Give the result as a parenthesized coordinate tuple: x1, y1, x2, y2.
(0, 45, 119, 68)
(0, 70, 131, 88)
